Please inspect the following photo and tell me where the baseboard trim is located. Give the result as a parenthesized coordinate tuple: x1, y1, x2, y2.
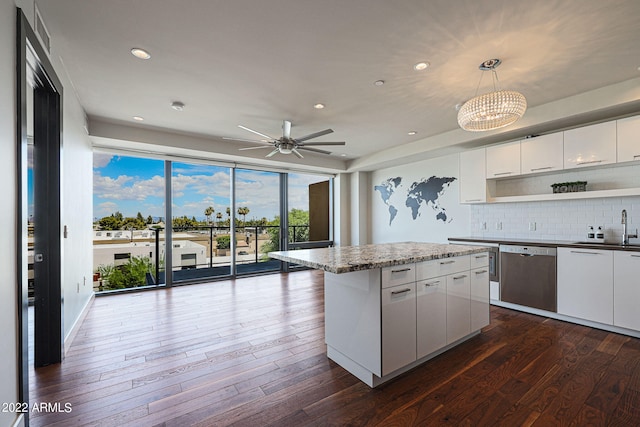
(64, 293, 95, 355)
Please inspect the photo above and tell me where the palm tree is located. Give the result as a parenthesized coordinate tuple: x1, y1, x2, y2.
(204, 206, 214, 224)
(237, 207, 250, 226)
(216, 212, 223, 227)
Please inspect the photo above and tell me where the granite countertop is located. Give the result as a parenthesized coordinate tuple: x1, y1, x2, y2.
(449, 236, 640, 252)
(269, 242, 490, 274)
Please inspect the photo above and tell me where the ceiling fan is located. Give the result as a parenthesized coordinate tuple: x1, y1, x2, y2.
(224, 120, 345, 158)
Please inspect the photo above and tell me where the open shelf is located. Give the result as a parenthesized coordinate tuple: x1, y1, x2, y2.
(488, 187, 640, 203)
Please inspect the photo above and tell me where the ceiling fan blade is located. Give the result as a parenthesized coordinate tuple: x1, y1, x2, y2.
(265, 148, 279, 158)
(282, 120, 292, 139)
(298, 141, 346, 146)
(297, 146, 332, 155)
(223, 136, 268, 144)
(292, 148, 304, 159)
(238, 125, 276, 141)
(295, 128, 333, 142)
(238, 146, 274, 151)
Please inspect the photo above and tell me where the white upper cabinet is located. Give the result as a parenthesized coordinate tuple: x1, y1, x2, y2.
(563, 121, 616, 169)
(520, 132, 564, 175)
(486, 141, 521, 178)
(617, 115, 640, 164)
(459, 148, 486, 203)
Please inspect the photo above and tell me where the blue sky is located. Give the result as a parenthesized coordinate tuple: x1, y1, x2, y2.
(93, 153, 328, 221)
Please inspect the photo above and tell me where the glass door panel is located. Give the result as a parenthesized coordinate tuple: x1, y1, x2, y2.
(171, 162, 232, 282)
(92, 153, 165, 291)
(235, 168, 281, 274)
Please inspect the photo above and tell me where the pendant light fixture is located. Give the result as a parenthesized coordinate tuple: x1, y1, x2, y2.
(457, 59, 527, 132)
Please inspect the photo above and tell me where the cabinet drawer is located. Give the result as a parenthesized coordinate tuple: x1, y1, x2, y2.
(381, 264, 415, 289)
(470, 252, 489, 269)
(416, 255, 470, 280)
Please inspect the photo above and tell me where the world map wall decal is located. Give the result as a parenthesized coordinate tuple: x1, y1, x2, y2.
(374, 176, 457, 226)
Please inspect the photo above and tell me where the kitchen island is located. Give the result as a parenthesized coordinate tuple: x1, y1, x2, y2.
(269, 242, 490, 387)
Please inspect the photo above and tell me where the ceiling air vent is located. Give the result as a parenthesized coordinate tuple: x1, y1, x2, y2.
(34, 5, 51, 56)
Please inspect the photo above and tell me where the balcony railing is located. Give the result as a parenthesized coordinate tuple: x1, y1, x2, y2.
(92, 224, 331, 292)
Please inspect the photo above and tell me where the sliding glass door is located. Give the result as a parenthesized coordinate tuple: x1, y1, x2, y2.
(171, 161, 232, 282)
(234, 168, 281, 275)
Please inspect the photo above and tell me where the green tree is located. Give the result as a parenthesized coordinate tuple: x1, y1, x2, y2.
(96, 256, 153, 290)
(146, 215, 153, 224)
(261, 209, 309, 257)
(237, 206, 250, 226)
(215, 235, 231, 249)
(99, 215, 121, 230)
(204, 206, 214, 223)
(216, 212, 223, 227)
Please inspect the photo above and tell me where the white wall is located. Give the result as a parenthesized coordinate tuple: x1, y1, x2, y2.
(370, 153, 470, 244)
(1, 1, 20, 425)
(55, 47, 94, 341)
(350, 171, 371, 245)
(0, 4, 93, 425)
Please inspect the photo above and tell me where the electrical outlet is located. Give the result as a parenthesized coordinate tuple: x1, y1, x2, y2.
(529, 222, 536, 231)
(495, 222, 502, 230)
(481, 222, 487, 230)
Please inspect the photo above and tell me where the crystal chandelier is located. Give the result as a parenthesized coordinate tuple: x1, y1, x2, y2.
(457, 59, 527, 132)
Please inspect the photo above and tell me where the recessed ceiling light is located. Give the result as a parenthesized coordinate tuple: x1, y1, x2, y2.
(171, 101, 185, 111)
(133, 116, 144, 121)
(130, 48, 151, 60)
(414, 62, 430, 71)
(340, 153, 347, 157)
(313, 103, 325, 109)
(408, 131, 417, 135)
(374, 80, 385, 86)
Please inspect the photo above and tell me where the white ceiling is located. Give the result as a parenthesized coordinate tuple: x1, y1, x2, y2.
(36, 0, 640, 168)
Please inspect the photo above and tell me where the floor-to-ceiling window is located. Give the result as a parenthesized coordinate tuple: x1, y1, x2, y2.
(171, 161, 232, 282)
(92, 151, 334, 290)
(235, 168, 282, 274)
(92, 152, 165, 291)
(288, 172, 333, 246)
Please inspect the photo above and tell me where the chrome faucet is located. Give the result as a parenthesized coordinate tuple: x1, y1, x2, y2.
(622, 209, 638, 245)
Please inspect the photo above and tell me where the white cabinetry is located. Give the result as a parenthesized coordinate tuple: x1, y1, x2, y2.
(613, 251, 640, 331)
(381, 283, 416, 375)
(470, 266, 490, 332)
(557, 248, 613, 324)
(459, 148, 486, 203)
(617, 116, 640, 164)
(416, 277, 446, 359)
(520, 132, 564, 175)
(563, 121, 616, 169)
(446, 272, 471, 343)
(486, 141, 521, 178)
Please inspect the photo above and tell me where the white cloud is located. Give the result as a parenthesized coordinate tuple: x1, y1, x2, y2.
(97, 201, 119, 216)
(93, 172, 164, 201)
(93, 153, 114, 168)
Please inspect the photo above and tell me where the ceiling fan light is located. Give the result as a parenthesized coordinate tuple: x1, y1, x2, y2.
(279, 147, 292, 154)
(457, 89, 527, 132)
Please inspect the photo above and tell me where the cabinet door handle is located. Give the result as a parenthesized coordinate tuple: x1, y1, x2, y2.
(530, 166, 553, 172)
(464, 199, 483, 202)
(576, 160, 602, 166)
(493, 172, 512, 176)
(475, 270, 488, 274)
(391, 288, 412, 295)
(452, 275, 467, 280)
(633, 155, 640, 159)
(425, 280, 440, 287)
(391, 268, 411, 273)
(631, 255, 640, 258)
(570, 250, 600, 255)
(474, 255, 487, 259)
(440, 260, 456, 265)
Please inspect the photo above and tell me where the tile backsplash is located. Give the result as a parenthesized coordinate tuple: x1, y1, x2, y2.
(470, 196, 640, 243)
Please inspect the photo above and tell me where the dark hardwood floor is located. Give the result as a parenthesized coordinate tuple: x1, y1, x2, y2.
(29, 270, 640, 426)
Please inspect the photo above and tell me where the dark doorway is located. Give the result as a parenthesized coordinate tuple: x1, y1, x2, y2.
(17, 7, 64, 420)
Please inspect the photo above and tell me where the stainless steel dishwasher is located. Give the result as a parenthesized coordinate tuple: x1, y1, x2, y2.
(500, 245, 557, 312)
